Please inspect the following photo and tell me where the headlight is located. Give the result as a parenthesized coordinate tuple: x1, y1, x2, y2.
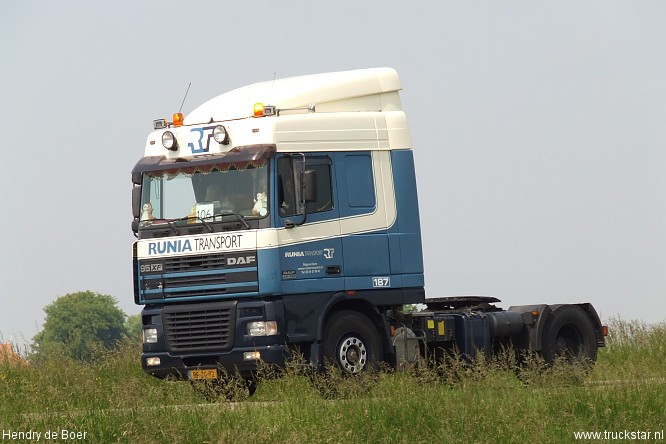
(161, 131, 177, 150)
(247, 321, 278, 336)
(143, 328, 158, 344)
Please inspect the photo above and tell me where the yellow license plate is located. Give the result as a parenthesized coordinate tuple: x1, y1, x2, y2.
(189, 369, 218, 380)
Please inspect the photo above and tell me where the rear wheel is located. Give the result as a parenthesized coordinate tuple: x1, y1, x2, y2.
(322, 310, 382, 374)
(541, 305, 597, 365)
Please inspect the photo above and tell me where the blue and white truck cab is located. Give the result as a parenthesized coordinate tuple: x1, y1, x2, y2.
(132, 68, 605, 383)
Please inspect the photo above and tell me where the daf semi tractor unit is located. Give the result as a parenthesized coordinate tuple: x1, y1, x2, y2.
(131, 68, 605, 383)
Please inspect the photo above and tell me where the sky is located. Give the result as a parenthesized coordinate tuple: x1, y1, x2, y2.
(2, 1, 665, 346)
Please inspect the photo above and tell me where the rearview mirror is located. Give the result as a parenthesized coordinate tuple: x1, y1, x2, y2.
(303, 169, 317, 203)
(132, 186, 142, 219)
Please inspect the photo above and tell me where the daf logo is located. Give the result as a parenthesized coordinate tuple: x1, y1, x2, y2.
(227, 256, 256, 266)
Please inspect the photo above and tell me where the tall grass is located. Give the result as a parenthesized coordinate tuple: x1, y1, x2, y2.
(1, 320, 664, 444)
(591, 317, 666, 381)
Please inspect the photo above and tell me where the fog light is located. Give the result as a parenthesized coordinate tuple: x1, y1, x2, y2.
(143, 328, 158, 344)
(146, 357, 161, 366)
(244, 351, 261, 360)
(247, 321, 278, 336)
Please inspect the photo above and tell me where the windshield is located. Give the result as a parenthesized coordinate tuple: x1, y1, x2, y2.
(139, 161, 268, 228)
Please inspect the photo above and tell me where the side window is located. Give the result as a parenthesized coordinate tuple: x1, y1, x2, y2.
(344, 154, 375, 208)
(306, 159, 333, 214)
(277, 155, 334, 217)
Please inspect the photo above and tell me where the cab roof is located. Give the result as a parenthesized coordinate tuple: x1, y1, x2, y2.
(185, 67, 403, 125)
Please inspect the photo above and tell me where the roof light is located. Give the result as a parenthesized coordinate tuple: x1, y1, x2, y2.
(161, 131, 177, 151)
(173, 112, 184, 127)
(153, 118, 168, 130)
(254, 103, 265, 117)
(253, 103, 277, 117)
(213, 125, 229, 145)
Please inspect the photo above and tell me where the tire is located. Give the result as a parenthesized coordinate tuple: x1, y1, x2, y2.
(541, 305, 598, 365)
(322, 310, 382, 374)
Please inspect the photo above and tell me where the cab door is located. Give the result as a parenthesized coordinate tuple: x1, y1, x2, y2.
(275, 153, 344, 294)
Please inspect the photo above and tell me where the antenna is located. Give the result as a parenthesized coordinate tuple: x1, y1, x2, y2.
(269, 72, 276, 104)
(178, 82, 192, 113)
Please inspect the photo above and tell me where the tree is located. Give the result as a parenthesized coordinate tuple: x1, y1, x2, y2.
(32, 291, 126, 361)
(125, 314, 142, 342)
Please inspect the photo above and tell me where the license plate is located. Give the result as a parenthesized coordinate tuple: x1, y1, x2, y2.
(189, 369, 218, 380)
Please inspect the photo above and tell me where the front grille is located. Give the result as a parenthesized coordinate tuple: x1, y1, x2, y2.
(163, 301, 237, 352)
(138, 251, 258, 302)
(163, 255, 227, 273)
(165, 270, 257, 288)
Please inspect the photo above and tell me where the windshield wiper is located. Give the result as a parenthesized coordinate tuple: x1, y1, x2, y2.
(147, 212, 249, 234)
(211, 212, 251, 230)
(155, 215, 211, 234)
(229, 213, 251, 230)
(192, 215, 214, 232)
(164, 218, 180, 235)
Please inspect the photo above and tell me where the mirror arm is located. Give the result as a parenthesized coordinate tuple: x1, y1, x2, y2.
(293, 154, 308, 227)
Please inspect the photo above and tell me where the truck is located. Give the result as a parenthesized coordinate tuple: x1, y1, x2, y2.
(131, 67, 606, 388)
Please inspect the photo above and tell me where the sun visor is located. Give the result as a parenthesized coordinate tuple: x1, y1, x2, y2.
(132, 144, 276, 176)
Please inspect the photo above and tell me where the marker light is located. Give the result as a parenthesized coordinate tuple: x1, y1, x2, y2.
(173, 112, 184, 127)
(213, 125, 229, 144)
(153, 118, 168, 130)
(161, 131, 177, 150)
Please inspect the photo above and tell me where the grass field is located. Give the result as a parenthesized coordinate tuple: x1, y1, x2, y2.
(1, 318, 664, 444)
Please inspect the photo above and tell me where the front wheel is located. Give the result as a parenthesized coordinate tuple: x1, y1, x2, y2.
(322, 310, 382, 374)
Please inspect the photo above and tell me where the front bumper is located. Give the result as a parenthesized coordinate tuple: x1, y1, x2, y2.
(141, 298, 289, 380)
(142, 344, 290, 379)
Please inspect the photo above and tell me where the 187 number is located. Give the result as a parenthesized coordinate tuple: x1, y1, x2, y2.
(372, 277, 390, 288)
